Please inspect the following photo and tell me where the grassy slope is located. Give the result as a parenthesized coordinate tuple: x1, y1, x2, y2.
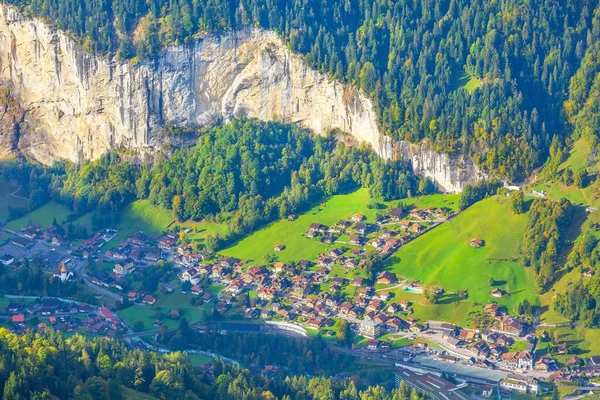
(221, 188, 460, 264)
(5, 202, 72, 231)
(105, 200, 229, 249)
(0, 178, 23, 221)
(384, 195, 538, 326)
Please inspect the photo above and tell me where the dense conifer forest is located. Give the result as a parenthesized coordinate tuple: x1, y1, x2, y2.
(0, 327, 429, 399)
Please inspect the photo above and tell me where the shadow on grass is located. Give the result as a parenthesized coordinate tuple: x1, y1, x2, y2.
(435, 293, 463, 305)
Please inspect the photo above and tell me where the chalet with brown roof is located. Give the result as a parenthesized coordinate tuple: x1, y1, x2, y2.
(376, 271, 396, 285)
(349, 234, 362, 245)
(142, 295, 156, 305)
(484, 303, 499, 316)
(345, 258, 358, 268)
(584, 268, 595, 277)
(499, 317, 523, 337)
(491, 288, 503, 298)
(535, 356, 554, 372)
(410, 223, 421, 233)
(386, 317, 408, 332)
(390, 208, 403, 221)
(379, 291, 390, 301)
(128, 231, 149, 246)
(366, 299, 382, 312)
(352, 277, 365, 287)
(309, 223, 328, 233)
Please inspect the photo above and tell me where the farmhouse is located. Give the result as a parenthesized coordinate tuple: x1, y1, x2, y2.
(470, 238, 484, 247)
(355, 222, 367, 234)
(376, 271, 396, 285)
(390, 208, 403, 220)
(142, 295, 156, 305)
(491, 288, 503, 298)
(274, 244, 285, 252)
(349, 234, 362, 245)
(352, 214, 365, 222)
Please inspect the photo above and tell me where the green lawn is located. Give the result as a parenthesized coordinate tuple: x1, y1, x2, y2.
(188, 354, 214, 365)
(384, 195, 538, 326)
(118, 296, 208, 331)
(105, 200, 175, 248)
(121, 386, 159, 400)
(5, 201, 72, 231)
(451, 68, 482, 93)
(221, 188, 459, 263)
(400, 193, 460, 212)
(180, 219, 229, 246)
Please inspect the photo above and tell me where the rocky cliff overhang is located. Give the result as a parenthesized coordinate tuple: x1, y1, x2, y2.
(0, 3, 482, 192)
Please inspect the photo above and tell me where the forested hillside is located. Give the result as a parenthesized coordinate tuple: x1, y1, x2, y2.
(0, 327, 427, 399)
(4, 0, 600, 181)
(3, 119, 419, 248)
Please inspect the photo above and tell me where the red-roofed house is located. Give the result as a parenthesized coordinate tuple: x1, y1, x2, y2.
(12, 314, 25, 324)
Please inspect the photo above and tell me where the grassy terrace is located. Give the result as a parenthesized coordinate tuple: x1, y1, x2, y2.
(221, 188, 460, 264)
(383, 195, 538, 327)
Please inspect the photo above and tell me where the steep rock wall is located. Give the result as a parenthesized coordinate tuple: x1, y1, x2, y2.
(0, 4, 483, 192)
(393, 140, 485, 193)
(0, 4, 381, 164)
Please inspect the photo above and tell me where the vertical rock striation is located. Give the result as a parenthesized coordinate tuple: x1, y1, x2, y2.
(0, 3, 483, 191)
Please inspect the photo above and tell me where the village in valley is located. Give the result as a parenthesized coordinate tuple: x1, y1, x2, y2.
(1, 187, 599, 398)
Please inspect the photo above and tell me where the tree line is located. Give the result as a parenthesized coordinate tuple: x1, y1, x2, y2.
(0, 327, 429, 400)
(2, 119, 419, 250)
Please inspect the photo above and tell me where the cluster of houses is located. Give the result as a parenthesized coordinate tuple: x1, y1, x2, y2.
(304, 207, 450, 257)
(4, 298, 123, 336)
(15, 223, 64, 247)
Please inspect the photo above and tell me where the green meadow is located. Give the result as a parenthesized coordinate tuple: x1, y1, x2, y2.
(0, 177, 23, 221)
(384, 195, 538, 326)
(221, 188, 460, 264)
(5, 201, 72, 231)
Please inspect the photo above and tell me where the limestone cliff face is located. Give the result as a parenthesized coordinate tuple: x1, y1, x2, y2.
(0, 3, 481, 192)
(0, 4, 381, 164)
(392, 140, 485, 193)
